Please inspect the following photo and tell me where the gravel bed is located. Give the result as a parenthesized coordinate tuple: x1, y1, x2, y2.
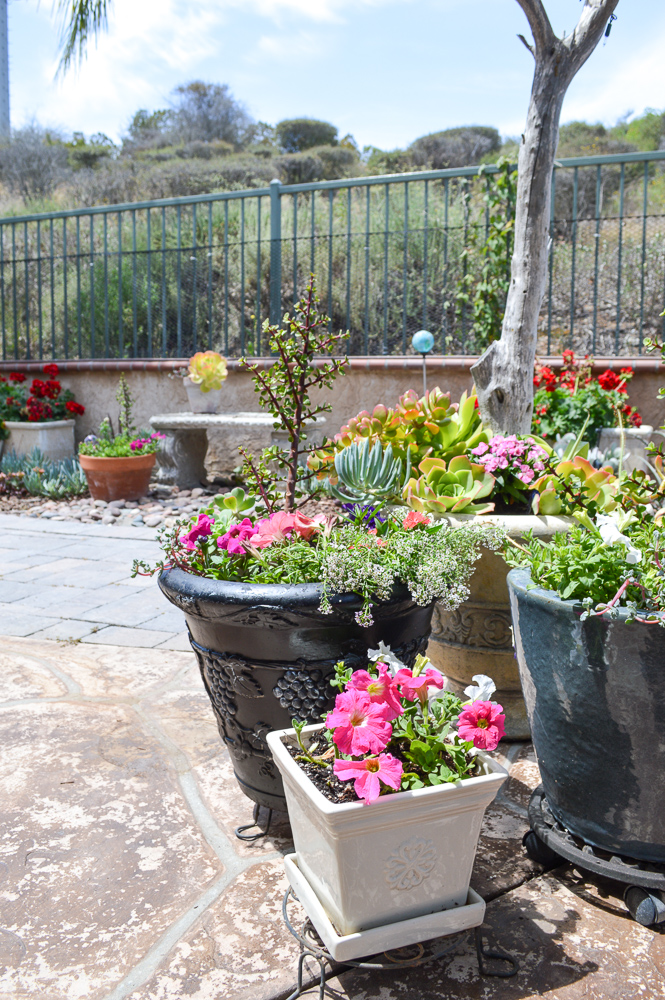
(1, 484, 214, 528)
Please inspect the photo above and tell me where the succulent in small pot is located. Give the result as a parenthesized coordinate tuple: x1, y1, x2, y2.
(182, 351, 228, 413)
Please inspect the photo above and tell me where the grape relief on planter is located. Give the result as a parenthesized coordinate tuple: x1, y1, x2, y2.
(290, 649, 505, 806)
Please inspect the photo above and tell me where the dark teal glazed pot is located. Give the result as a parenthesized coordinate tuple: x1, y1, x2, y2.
(508, 568, 665, 864)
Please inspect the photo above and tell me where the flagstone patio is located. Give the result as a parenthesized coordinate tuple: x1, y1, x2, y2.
(0, 515, 663, 999)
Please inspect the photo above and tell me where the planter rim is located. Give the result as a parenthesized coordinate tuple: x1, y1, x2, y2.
(158, 565, 418, 610)
(78, 452, 156, 465)
(267, 723, 508, 823)
(507, 566, 665, 624)
(599, 425, 653, 435)
(439, 512, 572, 537)
(4, 418, 75, 429)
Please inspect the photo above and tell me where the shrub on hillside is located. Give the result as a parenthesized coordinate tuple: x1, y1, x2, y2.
(276, 118, 338, 153)
(409, 127, 501, 169)
(0, 124, 70, 201)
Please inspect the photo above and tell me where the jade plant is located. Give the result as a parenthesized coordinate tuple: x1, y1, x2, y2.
(403, 455, 496, 516)
(187, 351, 228, 392)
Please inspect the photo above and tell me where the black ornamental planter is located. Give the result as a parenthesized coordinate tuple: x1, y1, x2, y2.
(159, 568, 434, 810)
(508, 567, 665, 863)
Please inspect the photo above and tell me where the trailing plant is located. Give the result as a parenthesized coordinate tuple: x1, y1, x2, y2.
(289, 653, 505, 805)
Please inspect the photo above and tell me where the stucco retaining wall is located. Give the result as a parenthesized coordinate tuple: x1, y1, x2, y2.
(2, 357, 663, 475)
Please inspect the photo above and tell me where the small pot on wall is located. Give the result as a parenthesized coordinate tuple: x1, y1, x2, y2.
(183, 377, 224, 414)
(79, 452, 156, 502)
(597, 425, 654, 474)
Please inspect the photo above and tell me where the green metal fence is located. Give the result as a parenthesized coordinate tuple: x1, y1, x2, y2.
(1, 148, 665, 361)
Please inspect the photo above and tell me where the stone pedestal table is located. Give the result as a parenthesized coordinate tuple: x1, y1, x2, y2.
(149, 412, 276, 488)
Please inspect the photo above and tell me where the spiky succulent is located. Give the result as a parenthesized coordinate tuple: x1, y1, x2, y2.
(403, 455, 496, 516)
(329, 439, 409, 505)
(308, 387, 488, 482)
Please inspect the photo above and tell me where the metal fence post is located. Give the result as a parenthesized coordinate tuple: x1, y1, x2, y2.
(270, 178, 282, 326)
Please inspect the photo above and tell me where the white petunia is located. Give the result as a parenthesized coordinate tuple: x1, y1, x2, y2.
(367, 641, 407, 675)
(463, 674, 497, 702)
(595, 513, 642, 565)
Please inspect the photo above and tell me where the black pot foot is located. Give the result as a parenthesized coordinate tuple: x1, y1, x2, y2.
(235, 802, 273, 842)
(624, 886, 665, 926)
(522, 829, 564, 867)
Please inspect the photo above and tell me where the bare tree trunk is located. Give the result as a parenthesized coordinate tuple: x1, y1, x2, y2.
(471, 0, 620, 435)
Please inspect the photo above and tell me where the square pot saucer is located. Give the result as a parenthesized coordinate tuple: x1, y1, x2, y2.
(284, 853, 486, 963)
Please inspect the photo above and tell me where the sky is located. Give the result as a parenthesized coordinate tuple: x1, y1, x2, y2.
(9, 0, 665, 149)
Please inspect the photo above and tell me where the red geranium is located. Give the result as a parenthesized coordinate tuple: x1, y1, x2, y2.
(65, 400, 85, 415)
(43, 363, 59, 378)
(44, 379, 61, 400)
(597, 369, 621, 392)
(29, 378, 47, 398)
(9, 372, 26, 383)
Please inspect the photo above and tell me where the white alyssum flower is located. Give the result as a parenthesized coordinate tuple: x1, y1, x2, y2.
(595, 513, 642, 565)
(463, 674, 497, 703)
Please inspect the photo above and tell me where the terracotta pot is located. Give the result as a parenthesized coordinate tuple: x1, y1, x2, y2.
(79, 452, 156, 502)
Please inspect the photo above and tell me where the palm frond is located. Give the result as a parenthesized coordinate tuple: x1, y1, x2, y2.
(55, 0, 109, 75)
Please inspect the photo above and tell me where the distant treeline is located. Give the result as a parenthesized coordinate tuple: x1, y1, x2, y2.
(0, 79, 664, 213)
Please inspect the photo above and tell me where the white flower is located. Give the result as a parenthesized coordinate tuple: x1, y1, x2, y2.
(463, 674, 496, 703)
(367, 641, 407, 675)
(595, 513, 642, 565)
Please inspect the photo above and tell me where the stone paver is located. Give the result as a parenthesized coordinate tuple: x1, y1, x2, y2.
(1, 517, 664, 1000)
(0, 514, 187, 649)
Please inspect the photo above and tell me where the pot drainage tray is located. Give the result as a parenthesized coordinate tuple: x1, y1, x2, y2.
(284, 852, 485, 962)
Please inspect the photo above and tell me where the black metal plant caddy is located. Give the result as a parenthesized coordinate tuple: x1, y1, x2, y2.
(524, 786, 665, 927)
(281, 887, 518, 1000)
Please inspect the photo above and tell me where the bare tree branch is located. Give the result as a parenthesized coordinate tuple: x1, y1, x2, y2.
(517, 33, 535, 56)
(564, 0, 621, 80)
(514, 0, 555, 53)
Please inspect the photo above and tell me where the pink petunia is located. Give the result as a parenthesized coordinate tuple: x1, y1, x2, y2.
(249, 510, 296, 549)
(346, 664, 403, 720)
(293, 510, 326, 540)
(333, 753, 403, 805)
(395, 666, 444, 703)
(217, 517, 255, 556)
(457, 700, 506, 751)
(326, 689, 393, 755)
(180, 513, 215, 550)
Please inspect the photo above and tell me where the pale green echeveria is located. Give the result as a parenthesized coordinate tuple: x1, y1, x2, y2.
(329, 438, 409, 505)
(213, 486, 256, 515)
(531, 456, 619, 515)
(403, 455, 495, 515)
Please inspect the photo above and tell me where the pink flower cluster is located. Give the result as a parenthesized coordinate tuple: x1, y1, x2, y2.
(324, 661, 505, 805)
(130, 432, 165, 452)
(472, 435, 547, 485)
(217, 510, 326, 556)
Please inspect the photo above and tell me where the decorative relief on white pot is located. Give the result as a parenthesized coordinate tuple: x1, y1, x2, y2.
(384, 837, 437, 891)
(431, 603, 513, 650)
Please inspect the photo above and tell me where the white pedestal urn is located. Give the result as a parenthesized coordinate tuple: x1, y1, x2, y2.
(597, 425, 653, 474)
(268, 723, 507, 959)
(4, 419, 75, 461)
(427, 513, 571, 741)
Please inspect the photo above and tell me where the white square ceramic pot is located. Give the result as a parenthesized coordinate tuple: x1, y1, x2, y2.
(4, 419, 75, 461)
(267, 724, 508, 936)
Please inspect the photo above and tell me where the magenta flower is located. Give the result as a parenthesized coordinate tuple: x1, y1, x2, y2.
(217, 517, 255, 556)
(346, 664, 403, 720)
(325, 689, 393, 755)
(179, 513, 215, 550)
(457, 700, 506, 751)
(333, 753, 403, 805)
(249, 510, 296, 549)
(395, 666, 444, 703)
